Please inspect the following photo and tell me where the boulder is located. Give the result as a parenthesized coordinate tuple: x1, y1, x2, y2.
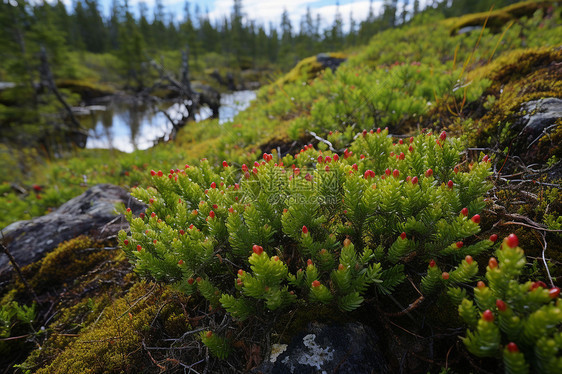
(255, 322, 388, 374)
(316, 53, 347, 72)
(0, 184, 145, 277)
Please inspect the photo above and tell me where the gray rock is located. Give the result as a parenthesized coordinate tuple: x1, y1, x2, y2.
(517, 98, 562, 148)
(255, 322, 388, 374)
(316, 53, 347, 72)
(0, 184, 145, 277)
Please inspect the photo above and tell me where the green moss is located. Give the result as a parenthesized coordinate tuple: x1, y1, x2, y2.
(274, 52, 347, 86)
(24, 236, 114, 292)
(447, 0, 557, 34)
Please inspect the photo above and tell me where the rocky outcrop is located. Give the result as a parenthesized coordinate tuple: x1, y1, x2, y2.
(255, 322, 388, 374)
(0, 184, 145, 277)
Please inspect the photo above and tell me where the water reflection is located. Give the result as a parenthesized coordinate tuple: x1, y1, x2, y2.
(82, 90, 256, 153)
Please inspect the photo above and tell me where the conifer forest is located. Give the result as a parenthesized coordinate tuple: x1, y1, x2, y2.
(0, 0, 561, 373)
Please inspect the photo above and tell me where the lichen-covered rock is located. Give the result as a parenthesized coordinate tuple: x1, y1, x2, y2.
(0, 184, 145, 277)
(255, 322, 388, 374)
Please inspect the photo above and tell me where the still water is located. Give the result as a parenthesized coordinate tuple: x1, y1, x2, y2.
(81, 90, 256, 153)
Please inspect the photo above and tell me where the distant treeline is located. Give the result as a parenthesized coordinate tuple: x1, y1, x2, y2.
(0, 0, 524, 75)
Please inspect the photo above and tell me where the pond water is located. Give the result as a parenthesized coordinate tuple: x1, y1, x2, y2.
(81, 90, 256, 153)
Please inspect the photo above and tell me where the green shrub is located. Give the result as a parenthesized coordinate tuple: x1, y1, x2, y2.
(453, 234, 562, 373)
(120, 130, 494, 357)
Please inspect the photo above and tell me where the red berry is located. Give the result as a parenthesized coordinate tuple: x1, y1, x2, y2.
(408, 145, 414, 152)
(549, 287, 560, 299)
(178, 259, 184, 265)
(471, 214, 481, 224)
(222, 161, 228, 167)
(124, 239, 129, 246)
(425, 168, 433, 177)
(150, 170, 156, 176)
(400, 232, 407, 240)
(399, 152, 405, 160)
(32, 184, 41, 192)
(209, 211, 215, 218)
(157, 170, 163, 177)
(429, 259, 436, 268)
(333, 154, 339, 161)
(338, 264, 345, 271)
(139, 213, 145, 219)
(307, 259, 313, 266)
(317, 156, 323, 163)
(442, 272, 450, 280)
(506, 234, 518, 248)
(252, 245, 263, 255)
(409, 136, 414, 143)
(385, 168, 391, 176)
(362, 129, 367, 137)
(179, 229, 185, 235)
(364, 170, 375, 179)
(352, 164, 358, 171)
(153, 239, 157, 244)
(439, 131, 447, 141)
(465, 255, 473, 264)
(482, 309, 494, 322)
(454, 167, 459, 174)
(137, 245, 142, 252)
(456, 241, 463, 248)
(412, 176, 418, 184)
(325, 156, 331, 163)
(187, 278, 194, 285)
(477, 281, 486, 289)
(228, 207, 234, 213)
(126, 208, 132, 213)
(311, 280, 321, 288)
(376, 128, 381, 134)
(399, 139, 404, 145)
(238, 269, 244, 276)
(489, 234, 498, 242)
(343, 239, 351, 247)
(151, 212, 156, 218)
(507, 342, 518, 353)
(461, 208, 468, 216)
(210, 182, 216, 189)
(302, 226, 309, 234)
(447, 180, 454, 189)
(496, 299, 507, 312)
(206, 331, 213, 338)
(488, 257, 498, 269)
(392, 169, 400, 178)
(272, 256, 279, 261)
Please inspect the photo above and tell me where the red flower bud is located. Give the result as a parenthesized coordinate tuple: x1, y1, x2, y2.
(206, 331, 213, 338)
(425, 168, 433, 177)
(549, 287, 560, 299)
(408, 145, 414, 152)
(488, 257, 498, 269)
(489, 234, 498, 242)
(376, 128, 381, 134)
(477, 281, 486, 289)
(409, 136, 414, 143)
(151, 212, 156, 218)
(400, 232, 407, 240)
(222, 161, 228, 167)
(302, 226, 308, 234)
(179, 229, 185, 235)
(456, 241, 463, 248)
(137, 245, 142, 252)
(311, 280, 321, 288)
(150, 170, 156, 176)
(209, 211, 215, 218)
(412, 176, 418, 184)
(442, 272, 449, 280)
(238, 269, 244, 276)
(429, 259, 436, 268)
(343, 238, 351, 247)
(496, 299, 507, 312)
(399, 139, 404, 145)
(392, 169, 400, 178)
(252, 245, 263, 255)
(399, 152, 405, 160)
(307, 259, 313, 266)
(333, 154, 339, 161)
(338, 264, 345, 271)
(385, 168, 391, 176)
(210, 182, 216, 189)
(139, 213, 145, 219)
(439, 131, 447, 141)
(471, 214, 481, 224)
(461, 207, 468, 216)
(507, 342, 518, 353)
(482, 309, 494, 322)
(447, 180, 454, 189)
(506, 234, 518, 248)
(187, 278, 194, 285)
(157, 170, 163, 177)
(178, 259, 184, 265)
(124, 239, 129, 245)
(352, 164, 358, 171)
(465, 255, 473, 264)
